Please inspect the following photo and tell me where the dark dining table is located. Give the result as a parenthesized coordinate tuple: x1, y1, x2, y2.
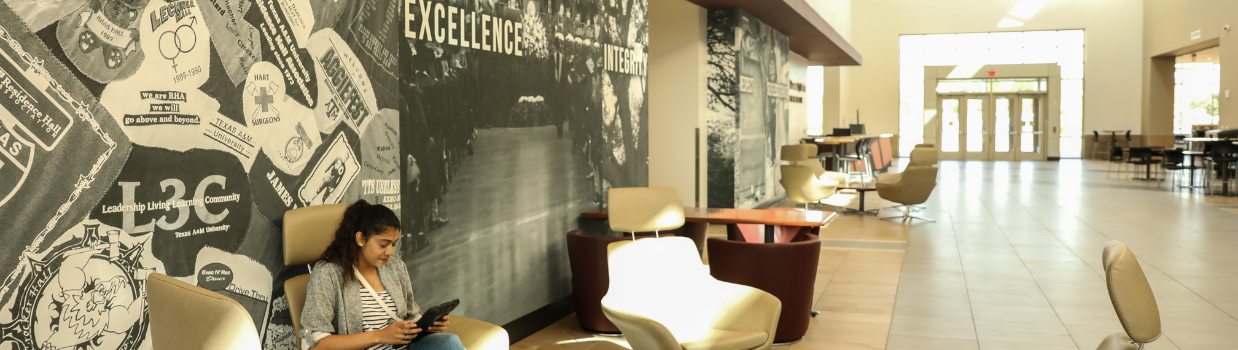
(581, 207, 836, 247)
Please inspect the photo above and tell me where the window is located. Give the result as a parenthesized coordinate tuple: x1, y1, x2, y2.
(807, 66, 824, 135)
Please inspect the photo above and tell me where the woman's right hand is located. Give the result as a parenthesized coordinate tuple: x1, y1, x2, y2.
(374, 320, 421, 345)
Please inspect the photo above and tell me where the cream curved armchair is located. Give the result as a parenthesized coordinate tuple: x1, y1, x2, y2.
(781, 165, 839, 210)
(876, 165, 938, 222)
(283, 204, 510, 349)
(782, 144, 848, 184)
(148, 273, 261, 350)
(603, 237, 781, 350)
(1097, 241, 1161, 350)
(908, 146, 938, 167)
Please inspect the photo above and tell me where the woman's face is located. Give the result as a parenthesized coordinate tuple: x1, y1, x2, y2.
(355, 227, 399, 268)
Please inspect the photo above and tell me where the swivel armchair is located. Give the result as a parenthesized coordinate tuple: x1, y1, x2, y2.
(282, 204, 509, 349)
(567, 230, 675, 334)
(1097, 241, 1161, 350)
(907, 145, 938, 167)
(782, 144, 848, 184)
(148, 273, 262, 350)
(602, 188, 781, 350)
(781, 165, 840, 210)
(876, 165, 939, 222)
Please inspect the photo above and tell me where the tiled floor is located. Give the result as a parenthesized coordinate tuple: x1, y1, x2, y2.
(514, 160, 1238, 350)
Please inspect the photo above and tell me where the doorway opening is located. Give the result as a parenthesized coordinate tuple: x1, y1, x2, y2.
(1174, 46, 1221, 134)
(936, 78, 1047, 161)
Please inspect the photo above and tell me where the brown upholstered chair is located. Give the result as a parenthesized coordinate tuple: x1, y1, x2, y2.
(148, 273, 262, 350)
(707, 234, 821, 344)
(283, 204, 509, 349)
(1097, 241, 1161, 350)
(567, 230, 673, 334)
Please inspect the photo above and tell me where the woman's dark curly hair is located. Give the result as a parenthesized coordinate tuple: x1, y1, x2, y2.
(319, 200, 401, 284)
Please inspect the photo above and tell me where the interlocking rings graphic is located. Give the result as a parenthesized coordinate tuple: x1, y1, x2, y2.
(157, 17, 197, 72)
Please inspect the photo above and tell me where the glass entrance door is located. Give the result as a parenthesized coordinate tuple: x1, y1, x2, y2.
(939, 93, 1045, 161)
(938, 95, 990, 160)
(1016, 95, 1045, 159)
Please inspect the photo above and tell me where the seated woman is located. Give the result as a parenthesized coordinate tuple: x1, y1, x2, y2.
(300, 200, 465, 350)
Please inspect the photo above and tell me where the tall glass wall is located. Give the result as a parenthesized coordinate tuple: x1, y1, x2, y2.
(899, 30, 1085, 157)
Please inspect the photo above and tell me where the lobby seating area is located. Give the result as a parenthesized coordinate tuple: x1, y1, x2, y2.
(511, 159, 1238, 350)
(36, 0, 1238, 350)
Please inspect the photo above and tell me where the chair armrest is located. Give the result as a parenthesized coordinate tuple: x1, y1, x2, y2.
(820, 171, 849, 183)
(876, 173, 901, 185)
(698, 280, 781, 339)
(601, 298, 682, 350)
(449, 316, 508, 350)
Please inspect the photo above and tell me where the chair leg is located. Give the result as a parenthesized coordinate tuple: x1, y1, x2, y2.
(881, 206, 935, 223)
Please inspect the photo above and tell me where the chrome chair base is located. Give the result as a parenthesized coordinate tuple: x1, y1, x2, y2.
(880, 207, 935, 223)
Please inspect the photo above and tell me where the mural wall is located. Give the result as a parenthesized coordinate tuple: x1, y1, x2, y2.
(401, 0, 649, 324)
(706, 9, 788, 209)
(0, 0, 403, 348)
(0, 0, 648, 347)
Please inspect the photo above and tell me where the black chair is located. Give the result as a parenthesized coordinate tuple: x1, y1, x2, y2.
(1160, 149, 1199, 189)
(1092, 131, 1111, 160)
(1205, 142, 1238, 195)
(836, 138, 871, 183)
(1127, 147, 1158, 180)
(1118, 130, 1133, 148)
(1106, 146, 1126, 178)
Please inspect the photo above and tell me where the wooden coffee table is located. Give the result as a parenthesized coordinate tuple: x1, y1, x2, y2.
(581, 207, 835, 245)
(836, 186, 879, 215)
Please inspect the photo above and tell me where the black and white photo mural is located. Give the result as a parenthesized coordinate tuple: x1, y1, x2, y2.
(706, 9, 789, 209)
(401, 0, 649, 324)
(0, 0, 401, 348)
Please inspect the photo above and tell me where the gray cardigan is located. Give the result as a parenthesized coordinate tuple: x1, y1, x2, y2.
(299, 259, 423, 349)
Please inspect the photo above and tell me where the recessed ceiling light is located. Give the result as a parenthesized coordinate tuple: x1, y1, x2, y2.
(998, 18, 1025, 27)
(947, 65, 985, 79)
(1009, 0, 1047, 20)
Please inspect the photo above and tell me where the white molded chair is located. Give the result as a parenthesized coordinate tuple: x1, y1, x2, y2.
(601, 187, 781, 350)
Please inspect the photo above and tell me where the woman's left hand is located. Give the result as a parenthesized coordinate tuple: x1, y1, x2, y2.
(428, 315, 451, 333)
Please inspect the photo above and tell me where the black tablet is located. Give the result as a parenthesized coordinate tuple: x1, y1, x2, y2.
(413, 299, 460, 337)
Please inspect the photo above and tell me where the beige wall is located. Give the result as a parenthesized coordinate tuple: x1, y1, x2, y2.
(648, 0, 707, 206)
(807, 0, 852, 41)
(805, 0, 851, 134)
(844, 0, 1144, 139)
(647, 0, 854, 206)
(1143, 0, 1237, 136)
(789, 53, 809, 138)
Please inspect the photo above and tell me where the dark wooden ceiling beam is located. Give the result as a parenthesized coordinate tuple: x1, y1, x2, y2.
(685, 0, 861, 66)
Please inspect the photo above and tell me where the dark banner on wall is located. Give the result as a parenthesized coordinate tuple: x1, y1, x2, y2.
(0, 0, 399, 348)
(401, 0, 648, 323)
(706, 9, 788, 209)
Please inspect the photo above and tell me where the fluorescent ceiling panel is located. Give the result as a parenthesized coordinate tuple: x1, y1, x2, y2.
(997, 18, 1025, 27)
(947, 65, 985, 79)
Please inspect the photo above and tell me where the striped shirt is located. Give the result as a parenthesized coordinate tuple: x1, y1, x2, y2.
(360, 288, 399, 350)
